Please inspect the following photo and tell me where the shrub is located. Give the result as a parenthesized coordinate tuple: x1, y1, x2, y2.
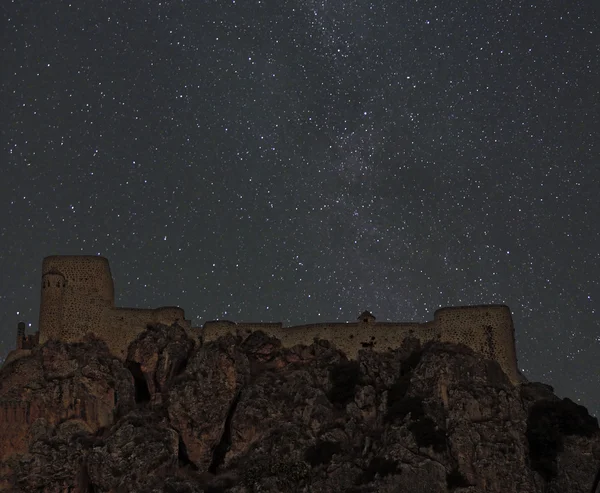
(400, 349, 422, 375)
(526, 398, 598, 480)
(446, 468, 470, 489)
(327, 360, 361, 408)
(385, 395, 424, 423)
(384, 349, 422, 422)
(304, 440, 342, 466)
(409, 416, 447, 452)
(358, 456, 399, 484)
(554, 398, 598, 436)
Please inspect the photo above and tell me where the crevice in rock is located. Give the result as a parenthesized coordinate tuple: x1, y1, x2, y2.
(591, 462, 600, 493)
(173, 350, 190, 377)
(178, 435, 198, 470)
(208, 390, 241, 474)
(126, 361, 151, 404)
(446, 468, 470, 490)
(78, 460, 94, 493)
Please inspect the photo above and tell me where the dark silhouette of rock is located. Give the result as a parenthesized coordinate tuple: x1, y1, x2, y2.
(0, 324, 598, 492)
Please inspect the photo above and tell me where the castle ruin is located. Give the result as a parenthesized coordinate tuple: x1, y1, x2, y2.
(7, 256, 521, 384)
(8, 256, 195, 363)
(202, 305, 520, 383)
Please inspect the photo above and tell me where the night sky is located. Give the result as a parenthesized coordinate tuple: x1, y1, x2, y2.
(1, 1, 599, 416)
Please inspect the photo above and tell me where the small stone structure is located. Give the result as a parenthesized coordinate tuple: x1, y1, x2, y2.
(6, 256, 520, 384)
(16, 322, 39, 350)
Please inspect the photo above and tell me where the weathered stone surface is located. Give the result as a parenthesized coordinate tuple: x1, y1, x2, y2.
(0, 338, 134, 468)
(126, 323, 195, 404)
(86, 412, 180, 492)
(7, 418, 92, 492)
(1, 325, 598, 492)
(167, 334, 251, 471)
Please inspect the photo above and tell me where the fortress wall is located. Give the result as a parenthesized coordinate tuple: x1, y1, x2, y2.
(152, 306, 187, 325)
(434, 305, 518, 383)
(202, 322, 443, 359)
(102, 308, 160, 359)
(29, 257, 520, 383)
(291, 323, 442, 358)
(151, 306, 195, 340)
(101, 307, 194, 359)
(202, 321, 238, 341)
(236, 322, 284, 331)
(201, 310, 519, 383)
(233, 322, 284, 338)
(253, 323, 342, 349)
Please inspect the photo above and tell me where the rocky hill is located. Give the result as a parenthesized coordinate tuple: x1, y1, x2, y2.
(0, 324, 598, 492)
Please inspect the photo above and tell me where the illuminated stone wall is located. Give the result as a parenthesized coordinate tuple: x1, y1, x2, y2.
(202, 305, 520, 384)
(36, 256, 192, 359)
(18, 256, 519, 383)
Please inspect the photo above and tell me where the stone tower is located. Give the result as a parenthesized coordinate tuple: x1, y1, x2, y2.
(38, 256, 115, 344)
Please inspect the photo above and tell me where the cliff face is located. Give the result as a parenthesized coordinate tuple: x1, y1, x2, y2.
(0, 325, 598, 493)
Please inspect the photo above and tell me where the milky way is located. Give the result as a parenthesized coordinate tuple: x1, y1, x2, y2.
(1, 0, 599, 416)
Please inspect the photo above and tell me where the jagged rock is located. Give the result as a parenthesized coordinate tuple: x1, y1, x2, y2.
(0, 327, 598, 492)
(126, 323, 195, 404)
(86, 411, 180, 491)
(167, 334, 252, 471)
(0, 338, 135, 473)
(7, 418, 93, 492)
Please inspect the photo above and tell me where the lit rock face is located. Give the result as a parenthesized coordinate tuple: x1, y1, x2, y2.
(0, 339, 134, 460)
(1, 325, 599, 493)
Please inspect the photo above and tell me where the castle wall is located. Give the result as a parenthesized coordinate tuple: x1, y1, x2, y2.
(100, 308, 157, 359)
(36, 256, 193, 360)
(201, 306, 520, 384)
(28, 256, 519, 384)
(434, 305, 518, 382)
(203, 321, 441, 358)
(153, 306, 189, 328)
(99, 307, 191, 358)
(16, 324, 25, 350)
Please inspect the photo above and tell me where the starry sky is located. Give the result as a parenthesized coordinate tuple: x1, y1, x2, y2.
(1, 1, 599, 416)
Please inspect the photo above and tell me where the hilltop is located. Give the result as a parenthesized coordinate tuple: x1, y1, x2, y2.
(0, 324, 598, 492)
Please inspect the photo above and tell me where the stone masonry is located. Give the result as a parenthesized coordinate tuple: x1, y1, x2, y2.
(7, 256, 520, 384)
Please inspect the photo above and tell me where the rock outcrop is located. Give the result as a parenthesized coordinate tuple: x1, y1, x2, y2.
(0, 324, 598, 492)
